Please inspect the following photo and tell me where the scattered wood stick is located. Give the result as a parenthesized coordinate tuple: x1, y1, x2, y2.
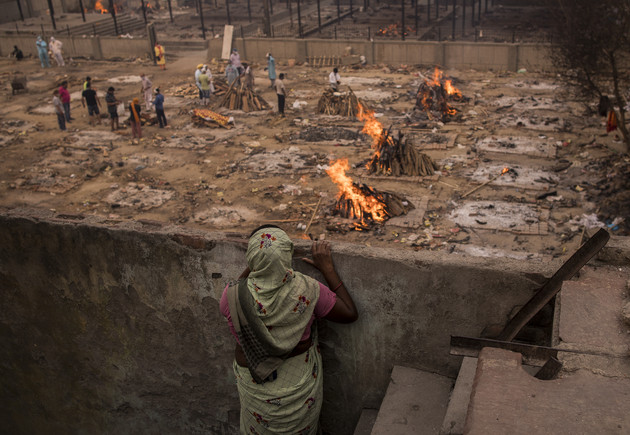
(303, 196, 323, 236)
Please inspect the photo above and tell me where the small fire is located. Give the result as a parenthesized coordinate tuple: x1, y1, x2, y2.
(416, 67, 462, 119)
(357, 103, 394, 150)
(501, 167, 509, 175)
(327, 159, 388, 223)
(94, 0, 107, 13)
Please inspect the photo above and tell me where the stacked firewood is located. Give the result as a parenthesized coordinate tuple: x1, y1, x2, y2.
(317, 87, 368, 117)
(218, 82, 270, 112)
(368, 131, 439, 177)
(192, 109, 233, 129)
(212, 77, 229, 97)
(334, 186, 412, 222)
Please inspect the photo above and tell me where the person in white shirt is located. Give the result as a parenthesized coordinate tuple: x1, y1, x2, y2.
(49, 37, 65, 67)
(230, 48, 243, 74)
(194, 64, 204, 102)
(329, 68, 340, 91)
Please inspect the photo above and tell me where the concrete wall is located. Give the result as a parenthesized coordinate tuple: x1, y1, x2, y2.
(210, 37, 553, 71)
(0, 34, 151, 59)
(0, 209, 556, 434)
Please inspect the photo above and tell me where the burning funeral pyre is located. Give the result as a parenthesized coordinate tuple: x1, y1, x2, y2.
(219, 83, 271, 112)
(358, 104, 439, 177)
(415, 67, 463, 122)
(317, 87, 368, 117)
(327, 159, 413, 229)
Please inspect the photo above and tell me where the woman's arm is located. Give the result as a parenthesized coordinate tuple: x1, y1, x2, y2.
(302, 241, 358, 323)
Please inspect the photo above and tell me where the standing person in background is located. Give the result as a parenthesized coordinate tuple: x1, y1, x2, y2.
(58, 81, 73, 123)
(128, 97, 142, 140)
(152, 88, 167, 128)
(35, 36, 50, 68)
(105, 87, 120, 131)
(81, 82, 101, 126)
(275, 73, 286, 117)
(225, 61, 238, 86)
(49, 37, 65, 67)
(12, 46, 24, 61)
(83, 76, 91, 91)
(265, 52, 276, 88)
(154, 43, 166, 70)
(52, 89, 66, 131)
(199, 68, 211, 106)
(329, 67, 341, 91)
(140, 73, 153, 111)
(230, 48, 242, 75)
(195, 64, 204, 103)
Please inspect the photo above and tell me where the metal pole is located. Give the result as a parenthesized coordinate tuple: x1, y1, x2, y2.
(317, 0, 321, 30)
(289, 0, 293, 28)
(485, 0, 488, 12)
(167, 0, 173, 22)
(247, 0, 251, 22)
(269, 0, 273, 15)
(452, 0, 455, 40)
(47, 0, 57, 30)
(200, 0, 206, 39)
(225, 0, 231, 25)
(16, 0, 24, 21)
(337, 0, 340, 21)
(297, 0, 302, 37)
(436, 0, 439, 20)
(401, 0, 405, 41)
(477, 0, 481, 21)
(141, 0, 148, 25)
(349, 0, 353, 18)
(471, 0, 474, 27)
(462, 0, 465, 36)
(78, 0, 85, 22)
(427, 0, 430, 23)
(415, 0, 418, 36)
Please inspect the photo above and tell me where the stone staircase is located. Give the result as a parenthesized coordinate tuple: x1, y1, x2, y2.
(354, 265, 630, 434)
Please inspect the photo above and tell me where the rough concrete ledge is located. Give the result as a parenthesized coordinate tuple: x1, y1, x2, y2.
(0, 207, 614, 434)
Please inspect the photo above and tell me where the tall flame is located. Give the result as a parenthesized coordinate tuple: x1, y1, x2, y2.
(326, 159, 388, 222)
(94, 0, 108, 13)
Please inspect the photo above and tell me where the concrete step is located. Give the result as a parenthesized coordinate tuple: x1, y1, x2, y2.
(68, 16, 145, 36)
(371, 366, 454, 435)
(440, 357, 477, 435)
(353, 409, 379, 435)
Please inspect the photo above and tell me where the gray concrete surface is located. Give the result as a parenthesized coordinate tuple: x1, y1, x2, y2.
(440, 357, 478, 435)
(0, 208, 597, 434)
(371, 365, 454, 435)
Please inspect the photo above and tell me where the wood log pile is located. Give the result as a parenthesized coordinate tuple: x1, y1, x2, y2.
(317, 87, 368, 117)
(334, 184, 413, 223)
(218, 82, 271, 112)
(192, 109, 233, 129)
(367, 131, 439, 177)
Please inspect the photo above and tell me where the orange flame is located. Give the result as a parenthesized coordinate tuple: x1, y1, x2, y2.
(94, 0, 108, 13)
(357, 103, 394, 150)
(501, 167, 509, 175)
(327, 159, 388, 223)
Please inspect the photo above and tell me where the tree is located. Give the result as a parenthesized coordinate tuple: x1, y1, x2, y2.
(549, 0, 630, 154)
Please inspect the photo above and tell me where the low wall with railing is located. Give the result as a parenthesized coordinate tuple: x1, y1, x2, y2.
(212, 37, 553, 71)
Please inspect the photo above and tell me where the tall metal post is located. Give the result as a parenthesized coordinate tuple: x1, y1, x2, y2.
(47, 0, 57, 30)
(349, 0, 353, 18)
(427, 0, 430, 23)
(108, 0, 118, 35)
(471, 0, 474, 26)
(415, 0, 418, 35)
(247, 0, 251, 22)
(477, 0, 481, 21)
(269, 0, 273, 15)
(297, 0, 302, 37)
(436, 0, 439, 20)
(451, 0, 455, 40)
(401, 0, 405, 40)
(77, 0, 86, 21)
(141, 0, 148, 25)
(167, 0, 173, 22)
(225, 0, 231, 25)
(337, 0, 340, 21)
(16, 0, 24, 21)
(462, 0, 465, 36)
(317, 0, 321, 30)
(288, 0, 293, 28)
(200, 0, 206, 39)
(263, 0, 271, 36)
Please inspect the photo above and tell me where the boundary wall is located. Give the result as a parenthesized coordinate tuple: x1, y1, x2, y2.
(0, 34, 152, 59)
(1, 34, 552, 71)
(0, 209, 557, 434)
(214, 37, 553, 71)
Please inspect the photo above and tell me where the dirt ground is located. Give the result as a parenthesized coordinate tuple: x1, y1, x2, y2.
(1, 49, 627, 262)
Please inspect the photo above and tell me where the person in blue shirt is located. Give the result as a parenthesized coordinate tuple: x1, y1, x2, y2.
(265, 52, 276, 88)
(35, 36, 50, 68)
(152, 88, 167, 128)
